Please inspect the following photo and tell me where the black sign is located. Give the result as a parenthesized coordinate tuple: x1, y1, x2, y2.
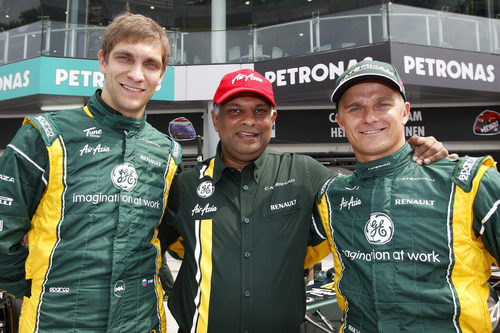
(272, 106, 500, 143)
(391, 43, 500, 92)
(255, 44, 391, 105)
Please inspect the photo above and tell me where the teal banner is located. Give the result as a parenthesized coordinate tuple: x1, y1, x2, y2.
(0, 57, 174, 101)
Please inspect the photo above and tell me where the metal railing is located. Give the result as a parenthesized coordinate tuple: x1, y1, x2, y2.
(0, 4, 498, 67)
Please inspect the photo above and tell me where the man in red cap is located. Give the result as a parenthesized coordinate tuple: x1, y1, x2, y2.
(161, 68, 450, 333)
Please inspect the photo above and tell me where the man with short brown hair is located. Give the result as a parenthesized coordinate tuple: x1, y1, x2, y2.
(0, 12, 182, 332)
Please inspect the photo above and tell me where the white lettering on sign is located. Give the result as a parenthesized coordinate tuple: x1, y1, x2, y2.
(55, 69, 104, 88)
(0, 70, 30, 91)
(265, 58, 372, 87)
(404, 56, 495, 82)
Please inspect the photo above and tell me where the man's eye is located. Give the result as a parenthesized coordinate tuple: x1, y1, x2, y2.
(146, 62, 161, 70)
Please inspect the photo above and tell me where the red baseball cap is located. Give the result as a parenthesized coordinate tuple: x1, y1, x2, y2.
(213, 69, 276, 107)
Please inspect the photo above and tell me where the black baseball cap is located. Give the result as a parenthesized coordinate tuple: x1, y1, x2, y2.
(331, 60, 406, 107)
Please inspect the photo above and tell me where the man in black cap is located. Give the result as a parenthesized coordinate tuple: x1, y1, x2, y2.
(314, 59, 500, 332)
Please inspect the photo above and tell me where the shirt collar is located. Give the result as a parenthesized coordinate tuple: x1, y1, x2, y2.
(211, 142, 269, 184)
(86, 90, 146, 132)
(354, 142, 413, 179)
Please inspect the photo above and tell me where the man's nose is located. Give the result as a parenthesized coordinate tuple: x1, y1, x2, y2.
(128, 64, 145, 82)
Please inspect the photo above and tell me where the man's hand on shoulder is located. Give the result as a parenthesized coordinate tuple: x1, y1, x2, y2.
(408, 136, 459, 165)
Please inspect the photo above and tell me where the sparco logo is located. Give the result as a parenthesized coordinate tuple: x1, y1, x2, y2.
(114, 280, 125, 297)
(111, 162, 138, 191)
(197, 181, 215, 198)
(364, 212, 394, 245)
(191, 203, 217, 216)
(0, 196, 13, 206)
(49, 287, 70, 293)
(34, 116, 55, 138)
(83, 127, 102, 138)
(458, 157, 478, 182)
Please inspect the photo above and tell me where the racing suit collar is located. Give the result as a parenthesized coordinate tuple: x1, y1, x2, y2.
(354, 142, 413, 179)
(87, 90, 146, 132)
(212, 142, 268, 184)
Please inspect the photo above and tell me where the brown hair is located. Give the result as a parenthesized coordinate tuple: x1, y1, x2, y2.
(100, 12, 170, 70)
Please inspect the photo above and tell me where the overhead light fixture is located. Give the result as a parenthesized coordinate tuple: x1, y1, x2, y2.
(150, 5, 155, 10)
(41, 104, 84, 112)
(245, 1, 251, 5)
(298, 32, 304, 37)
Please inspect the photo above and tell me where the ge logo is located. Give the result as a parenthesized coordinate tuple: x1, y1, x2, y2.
(364, 212, 394, 245)
(197, 181, 215, 198)
(111, 162, 138, 191)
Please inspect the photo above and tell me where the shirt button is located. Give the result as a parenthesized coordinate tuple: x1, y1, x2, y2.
(244, 290, 251, 297)
(243, 185, 249, 191)
(243, 217, 250, 224)
(244, 251, 251, 258)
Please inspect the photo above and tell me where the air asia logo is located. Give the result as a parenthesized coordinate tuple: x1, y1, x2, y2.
(111, 162, 138, 191)
(232, 72, 263, 84)
(114, 280, 125, 297)
(197, 181, 215, 198)
(340, 196, 362, 210)
(191, 203, 217, 216)
(473, 110, 500, 136)
(364, 213, 394, 245)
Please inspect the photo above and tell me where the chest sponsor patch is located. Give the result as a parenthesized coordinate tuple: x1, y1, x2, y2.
(79, 143, 110, 156)
(111, 162, 138, 191)
(364, 212, 394, 245)
(394, 198, 435, 206)
(191, 203, 217, 216)
(197, 181, 215, 198)
(340, 196, 362, 210)
(83, 127, 102, 138)
(270, 199, 297, 211)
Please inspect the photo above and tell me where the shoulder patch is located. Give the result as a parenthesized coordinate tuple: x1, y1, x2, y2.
(171, 140, 182, 165)
(452, 156, 492, 192)
(24, 113, 60, 146)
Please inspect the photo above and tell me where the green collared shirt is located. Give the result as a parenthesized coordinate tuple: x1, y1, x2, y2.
(163, 144, 335, 333)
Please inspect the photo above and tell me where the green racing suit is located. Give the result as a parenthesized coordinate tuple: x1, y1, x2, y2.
(0, 91, 182, 333)
(315, 143, 500, 333)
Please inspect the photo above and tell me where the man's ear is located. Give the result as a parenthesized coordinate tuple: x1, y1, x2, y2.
(271, 109, 277, 123)
(211, 109, 219, 133)
(98, 49, 107, 75)
(401, 102, 411, 126)
(335, 113, 345, 132)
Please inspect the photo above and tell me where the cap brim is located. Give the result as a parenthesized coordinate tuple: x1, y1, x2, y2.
(214, 87, 276, 107)
(331, 74, 404, 107)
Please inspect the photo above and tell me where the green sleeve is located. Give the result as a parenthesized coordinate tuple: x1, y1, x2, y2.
(0, 123, 48, 298)
(473, 167, 500, 263)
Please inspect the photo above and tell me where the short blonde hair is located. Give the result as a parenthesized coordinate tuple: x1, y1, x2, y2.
(101, 12, 170, 70)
